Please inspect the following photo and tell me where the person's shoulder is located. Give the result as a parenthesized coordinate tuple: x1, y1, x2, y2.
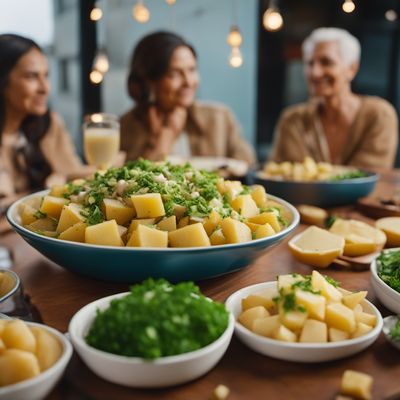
(191, 101, 233, 117)
(280, 102, 311, 119)
(361, 95, 397, 117)
(48, 111, 65, 128)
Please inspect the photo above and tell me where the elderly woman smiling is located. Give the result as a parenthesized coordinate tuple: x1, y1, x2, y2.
(270, 27, 398, 169)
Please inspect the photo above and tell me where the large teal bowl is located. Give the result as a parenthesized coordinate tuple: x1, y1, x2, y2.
(250, 170, 378, 207)
(7, 191, 299, 283)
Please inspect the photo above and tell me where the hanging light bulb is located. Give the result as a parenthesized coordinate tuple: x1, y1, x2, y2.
(227, 25, 242, 47)
(263, 6, 284, 32)
(342, 0, 355, 13)
(166, 0, 176, 4)
(132, 0, 150, 23)
(90, 2, 103, 21)
(229, 47, 243, 68)
(385, 9, 398, 21)
(93, 49, 109, 74)
(90, 70, 103, 84)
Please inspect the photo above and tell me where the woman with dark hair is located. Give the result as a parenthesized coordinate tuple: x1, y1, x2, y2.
(120, 31, 255, 164)
(0, 33, 91, 202)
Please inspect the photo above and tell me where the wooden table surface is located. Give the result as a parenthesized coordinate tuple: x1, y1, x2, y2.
(2, 170, 400, 400)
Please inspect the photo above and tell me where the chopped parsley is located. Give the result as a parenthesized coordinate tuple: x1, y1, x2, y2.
(324, 215, 338, 229)
(33, 210, 47, 219)
(377, 250, 400, 293)
(85, 279, 229, 359)
(331, 170, 368, 181)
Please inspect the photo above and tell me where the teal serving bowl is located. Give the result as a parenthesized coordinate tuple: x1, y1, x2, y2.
(249, 170, 378, 207)
(7, 190, 299, 283)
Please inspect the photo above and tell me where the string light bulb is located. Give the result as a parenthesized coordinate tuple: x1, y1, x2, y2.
(227, 25, 242, 47)
(386, 9, 398, 21)
(263, 6, 284, 32)
(90, 2, 103, 21)
(229, 47, 243, 68)
(166, 0, 176, 4)
(342, 0, 355, 13)
(93, 49, 109, 74)
(132, 0, 150, 23)
(90, 70, 103, 84)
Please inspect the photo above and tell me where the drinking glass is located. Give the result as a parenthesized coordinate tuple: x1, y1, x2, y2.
(83, 113, 120, 170)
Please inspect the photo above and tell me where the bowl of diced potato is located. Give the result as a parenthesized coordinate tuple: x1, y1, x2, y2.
(225, 271, 383, 362)
(251, 157, 378, 207)
(0, 318, 72, 400)
(6, 160, 299, 283)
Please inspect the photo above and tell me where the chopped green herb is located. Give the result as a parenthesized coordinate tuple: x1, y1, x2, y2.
(325, 275, 340, 288)
(324, 215, 339, 229)
(331, 170, 368, 181)
(377, 250, 400, 293)
(390, 318, 400, 342)
(33, 210, 47, 219)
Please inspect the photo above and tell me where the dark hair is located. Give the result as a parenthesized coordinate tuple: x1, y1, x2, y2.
(127, 31, 196, 106)
(0, 34, 51, 189)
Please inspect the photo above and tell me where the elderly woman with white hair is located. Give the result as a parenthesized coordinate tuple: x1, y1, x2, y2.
(270, 27, 398, 168)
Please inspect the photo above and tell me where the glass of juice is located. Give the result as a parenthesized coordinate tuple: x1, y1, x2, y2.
(83, 113, 120, 170)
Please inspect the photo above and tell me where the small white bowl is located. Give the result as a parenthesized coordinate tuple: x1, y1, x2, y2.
(382, 315, 400, 350)
(225, 281, 383, 363)
(0, 321, 73, 400)
(68, 292, 234, 388)
(371, 249, 400, 314)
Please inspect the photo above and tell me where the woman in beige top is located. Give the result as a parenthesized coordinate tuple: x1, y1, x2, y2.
(270, 28, 398, 169)
(0, 34, 92, 203)
(120, 31, 255, 165)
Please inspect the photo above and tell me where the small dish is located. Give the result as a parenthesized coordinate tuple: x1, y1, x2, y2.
(0, 321, 73, 400)
(225, 281, 383, 363)
(68, 292, 235, 388)
(383, 315, 400, 350)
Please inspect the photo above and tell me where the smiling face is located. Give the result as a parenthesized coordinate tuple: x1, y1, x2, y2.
(4, 48, 49, 118)
(304, 41, 358, 99)
(153, 46, 199, 111)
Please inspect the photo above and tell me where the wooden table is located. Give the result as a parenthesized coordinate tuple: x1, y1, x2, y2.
(2, 170, 400, 400)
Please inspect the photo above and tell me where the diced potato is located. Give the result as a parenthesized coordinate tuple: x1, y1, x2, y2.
(128, 218, 157, 233)
(278, 274, 305, 293)
(295, 289, 326, 321)
(126, 224, 168, 248)
(245, 221, 262, 233)
(355, 311, 376, 327)
(279, 308, 308, 331)
(217, 180, 243, 200)
(85, 220, 123, 247)
(209, 229, 227, 246)
(352, 322, 373, 338)
(0, 339, 5, 353)
(172, 204, 186, 220)
(0, 349, 40, 386)
(342, 291, 367, 309)
(325, 303, 356, 333)
(311, 270, 342, 302)
(57, 203, 84, 233)
(220, 217, 252, 244)
(117, 224, 128, 238)
(30, 327, 62, 371)
(231, 195, 259, 218)
(329, 327, 350, 342)
(202, 210, 221, 236)
(252, 315, 280, 338)
(299, 319, 328, 343)
(177, 216, 190, 228)
(39, 195, 68, 219)
(131, 193, 165, 218)
(0, 272, 16, 298)
(102, 198, 136, 225)
(48, 184, 68, 197)
(20, 204, 38, 226)
(157, 216, 177, 232)
(2, 320, 36, 353)
(26, 217, 57, 233)
(255, 223, 275, 239)
(250, 185, 267, 207)
(273, 324, 297, 342)
(341, 370, 373, 400)
(242, 294, 275, 311)
(248, 212, 281, 232)
(58, 221, 87, 243)
(168, 223, 211, 247)
(238, 306, 269, 330)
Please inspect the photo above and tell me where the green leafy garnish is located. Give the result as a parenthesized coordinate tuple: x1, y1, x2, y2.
(33, 210, 47, 219)
(377, 250, 400, 293)
(331, 170, 368, 181)
(324, 215, 338, 229)
(390, 318, 400, 342)
(85, 279, 229, 359)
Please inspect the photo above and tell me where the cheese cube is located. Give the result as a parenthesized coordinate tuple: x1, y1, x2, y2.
(299, 319, 328, 343)
(341, 370, 373, 400)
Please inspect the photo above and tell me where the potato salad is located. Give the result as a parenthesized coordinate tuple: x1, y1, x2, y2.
(19, 160, 289, 248)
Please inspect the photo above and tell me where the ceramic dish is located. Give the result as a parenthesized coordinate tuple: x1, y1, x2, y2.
(225, 281, 383, 363)
(68, 292, 234, 388)
(382, 315, 400, 351)
(7, 191, 299, 283)
(371, 250, 400, 314)
(249, 170, 378, 207)
(0, 320, 73, 400)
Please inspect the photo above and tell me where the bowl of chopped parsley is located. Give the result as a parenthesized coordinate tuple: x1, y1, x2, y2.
(68, 279, 234, 388)
(371, 249, 400, 314)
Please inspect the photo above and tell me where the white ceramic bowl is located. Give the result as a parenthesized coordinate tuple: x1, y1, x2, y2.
(0, 321, 73, 400)
(371, 249, 400, 314)
(68, 292, 234, 388)
(225, 281, 383, 363)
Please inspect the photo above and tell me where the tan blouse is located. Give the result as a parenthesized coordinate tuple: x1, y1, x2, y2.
(270, 96, 398, 169)
(120, 101, 256, 165)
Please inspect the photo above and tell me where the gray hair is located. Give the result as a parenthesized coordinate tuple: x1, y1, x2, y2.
(302, 27, 361, 66)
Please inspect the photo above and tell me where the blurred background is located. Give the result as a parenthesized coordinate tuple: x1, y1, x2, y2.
(2, 0, 400, 163)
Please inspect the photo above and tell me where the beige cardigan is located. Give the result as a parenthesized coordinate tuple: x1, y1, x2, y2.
(0, 112, 84, 196)
(270, 96, 398, 168)
(120, 101, 256, 165)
